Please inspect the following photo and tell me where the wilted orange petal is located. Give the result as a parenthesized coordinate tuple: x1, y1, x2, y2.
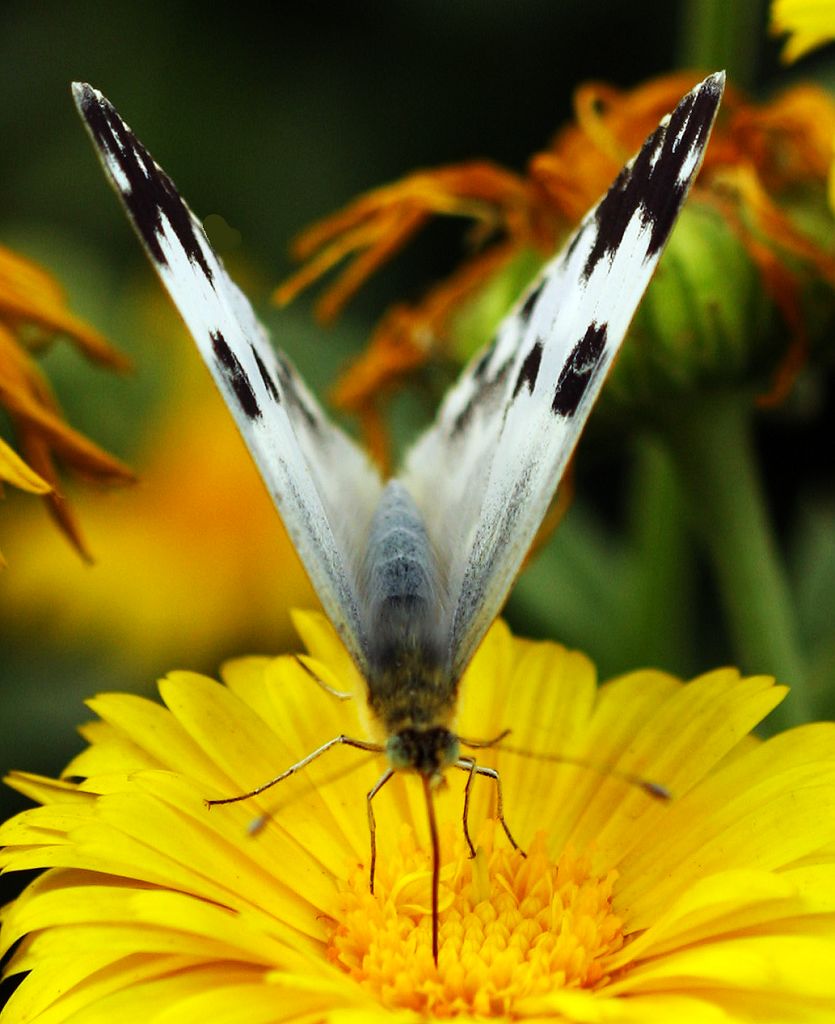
(724, 163, 835, 283)
(703, 163, 833, 405)
(274, 217, 402, 311)
(746, 236, 808, 408)
(575, 74, 706, 152)
(275, 163, 534, 322)
(0, 321, 133, 486)
(532, 74, 722, 221)
(17, 429, 93, 562)
(0, 376, 133, 484)
(0, 245, 130, 371)
(0, 249, 135, 563)
(289, 163, 529, 258)
(331, 240, 523, 457)
(332, 306, 428, 413)
(730, 85, 835, 188)
(280, 69, 835, 461)
(315, 206, 427, 324)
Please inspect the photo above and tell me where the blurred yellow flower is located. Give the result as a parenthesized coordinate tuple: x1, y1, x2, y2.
(277, 74, 835, 459)
(0, 245, 133, 564)
(771, 0, 835, 61)
(3, 613, 834, 1022)
(0, 336, 316, 673)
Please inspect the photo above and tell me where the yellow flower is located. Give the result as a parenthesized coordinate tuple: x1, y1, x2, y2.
(277, 74, 835, 462)
(3, 613, 834, 1022)
(0, 245, 134, 564)
(0, 334, 316, 673)
(771, 0, 835, 61)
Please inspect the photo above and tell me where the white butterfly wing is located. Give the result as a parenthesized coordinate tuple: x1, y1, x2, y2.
(73, 83, 383, 669)
(402, 73, 725, 679)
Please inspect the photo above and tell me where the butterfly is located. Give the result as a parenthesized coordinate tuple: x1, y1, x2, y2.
(74, 73, 724, 961)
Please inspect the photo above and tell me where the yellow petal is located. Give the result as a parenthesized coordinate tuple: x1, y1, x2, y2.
(154, 984, 344, 1024)
(5, 958, 271, 1024)
(609, 865, 832, 968)
(78, 691, 227, 788)
(0, 436, 50, 493)
(157, 674, 376, 903)
(620, 724, 835, 927)
(771, 0, 835, 62)
(289, 610, 364, 692)
(612, 933, 835, 998)
(3, 770, 93, 806)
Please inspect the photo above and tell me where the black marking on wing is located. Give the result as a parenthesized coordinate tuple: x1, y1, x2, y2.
(251, 344, 280, 403)
(273, 352, 320, 432)
(211, 330, 261, 420)
(512, 340, 543, 398)
(77, 88, 214, 282)
(583, 80, 718, 279)
(452, 354, 513, 436)
(551, 323, 607, 417)
(518, 279, 545, 326)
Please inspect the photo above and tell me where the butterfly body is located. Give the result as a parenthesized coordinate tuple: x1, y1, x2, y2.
(361, 481, 445, 676)
(355, 476, 461, 775)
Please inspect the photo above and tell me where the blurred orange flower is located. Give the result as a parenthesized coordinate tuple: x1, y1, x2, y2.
(0, 245, 133, 564)
(276, 73, 835, 462)
(0, 307, 316, 672)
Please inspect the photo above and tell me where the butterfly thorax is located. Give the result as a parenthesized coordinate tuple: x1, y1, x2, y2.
(362, 481, 458, 740)
(367, 651, 458, 732)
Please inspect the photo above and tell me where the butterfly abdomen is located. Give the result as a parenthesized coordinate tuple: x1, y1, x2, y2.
(362, 481, 455, 732)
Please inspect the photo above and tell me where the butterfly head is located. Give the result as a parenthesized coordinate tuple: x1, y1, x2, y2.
(385, 726, 460, 785)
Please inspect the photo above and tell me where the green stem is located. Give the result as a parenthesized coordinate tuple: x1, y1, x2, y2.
(663, 392, 810, 729)
(677, 0, 763, 89)
(623, 437, 695, 673)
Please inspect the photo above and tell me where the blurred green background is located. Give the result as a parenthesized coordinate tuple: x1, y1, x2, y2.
(2, 0, 833, 913)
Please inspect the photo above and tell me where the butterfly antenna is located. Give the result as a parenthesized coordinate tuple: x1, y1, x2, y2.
(422, 774, 441, 966)
(490, 742, 671, 800)
(458, 728, 511, 749)
(294, 655, 353, 700)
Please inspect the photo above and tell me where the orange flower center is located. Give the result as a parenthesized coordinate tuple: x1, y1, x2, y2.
(326, 823, 624, 1017)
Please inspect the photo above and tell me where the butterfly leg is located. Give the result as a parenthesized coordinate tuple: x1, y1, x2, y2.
(455, 757, 525, 859)
(367, 768, 395, 894)
(206, 735, 385, 838)
(293, 655, 353, 700)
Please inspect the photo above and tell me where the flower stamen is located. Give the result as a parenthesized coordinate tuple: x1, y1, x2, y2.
(327, 824, 624, 1017)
